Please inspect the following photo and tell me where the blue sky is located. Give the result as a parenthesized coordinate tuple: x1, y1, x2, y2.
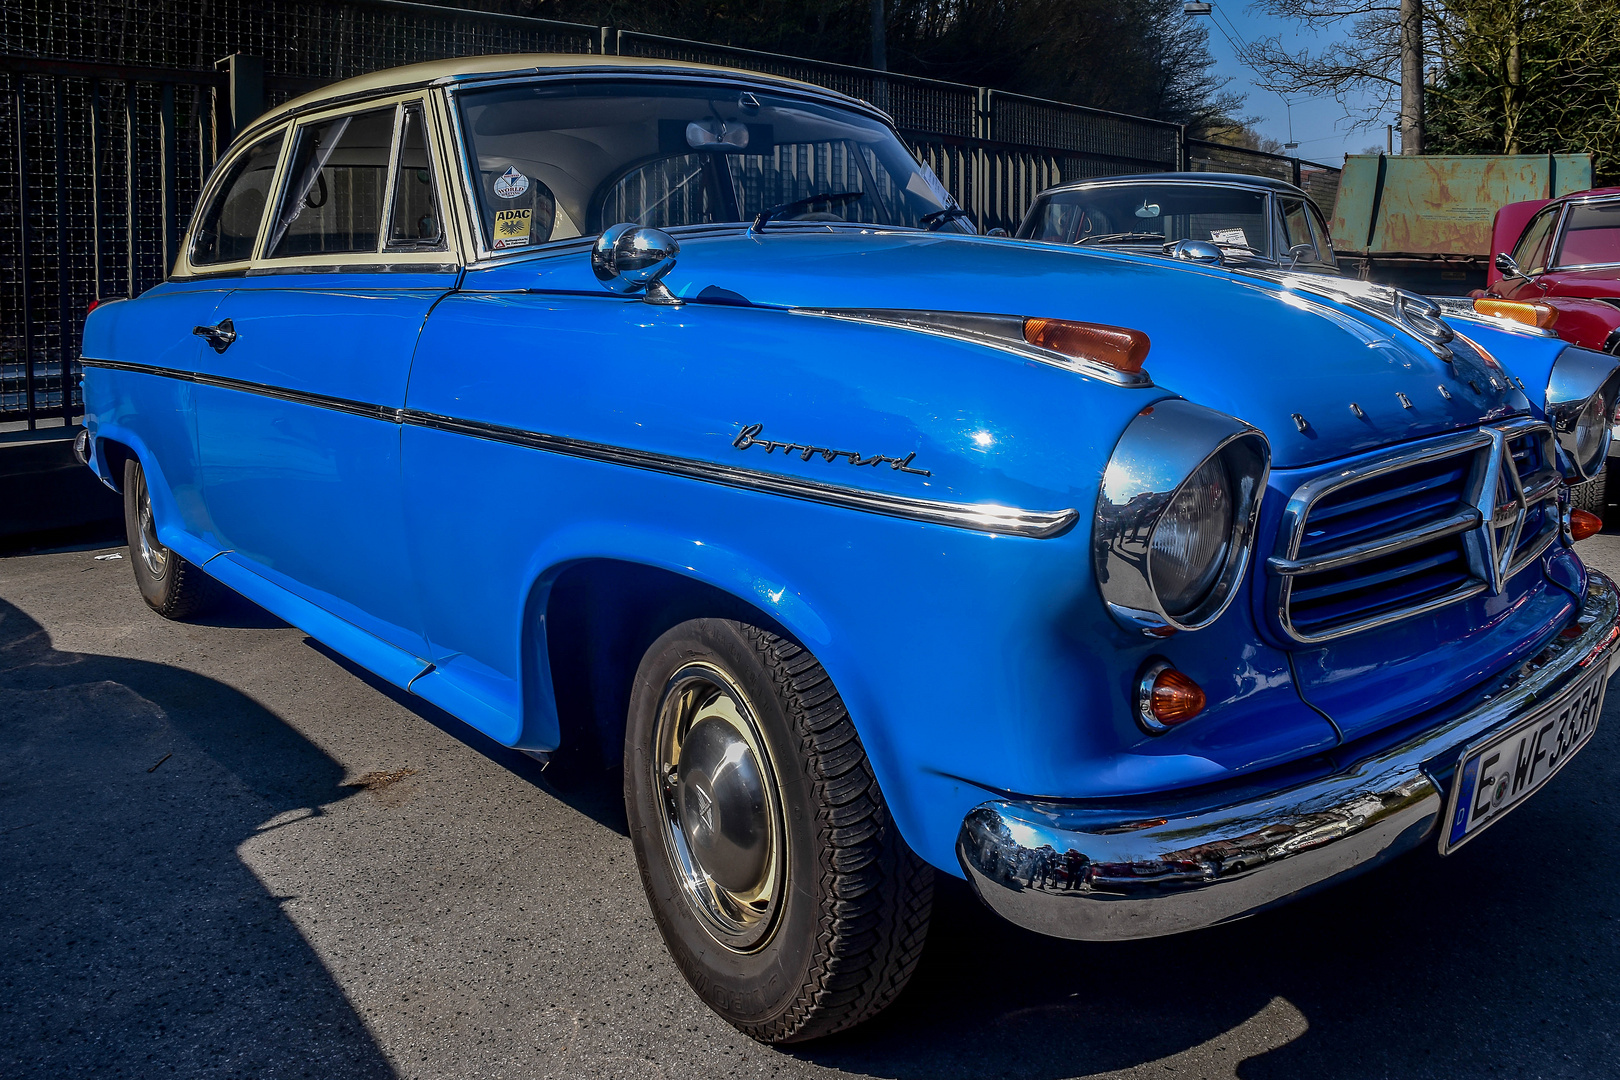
(1197, 3, 1395, 166)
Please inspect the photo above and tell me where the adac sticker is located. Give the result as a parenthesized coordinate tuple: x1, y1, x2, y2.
(492, 208, 532, 249)
(492, 166, 530, 199)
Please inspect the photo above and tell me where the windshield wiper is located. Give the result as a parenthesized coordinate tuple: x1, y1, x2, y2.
(752, 191, 865, 231)
(1075, 231, 1166, 245)
(919, 207, 974, 232)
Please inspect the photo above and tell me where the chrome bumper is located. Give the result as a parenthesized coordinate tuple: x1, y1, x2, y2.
(957, 571, 1620, 942)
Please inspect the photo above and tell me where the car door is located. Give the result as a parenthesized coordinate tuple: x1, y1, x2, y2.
(193, 97, 459, 659)
(93, 128, 286, 548)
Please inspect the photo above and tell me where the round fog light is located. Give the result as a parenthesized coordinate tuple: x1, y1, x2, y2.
(1136, 660, 1207, 734)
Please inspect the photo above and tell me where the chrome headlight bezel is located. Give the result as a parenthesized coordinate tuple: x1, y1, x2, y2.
(1094, 400, 1271, 635)
(1545, 346, 1620, 482)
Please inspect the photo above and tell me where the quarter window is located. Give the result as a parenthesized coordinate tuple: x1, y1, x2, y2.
(388, 104, 445, 249)
(190, 131, 284, 266)
(1276, 197, 1316, 262)
(268, 107, 395, 258)
(1511, 207, 1560, 274)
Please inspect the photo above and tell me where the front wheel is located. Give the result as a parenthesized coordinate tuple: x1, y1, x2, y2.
(1570, 463, 1608, 522)
(123, 458, 221, 619)
(624, 619, 932, 1043)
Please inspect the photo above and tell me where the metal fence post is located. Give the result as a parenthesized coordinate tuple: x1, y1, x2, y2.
(225, 54, 264, 139)
(160, 82, 177, 280)
(1177, 125, 1188, 171)
(15, 78, 35, 429)
(54, 76, 71, 422)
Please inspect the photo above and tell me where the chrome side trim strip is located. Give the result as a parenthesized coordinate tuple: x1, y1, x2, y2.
(403, 410, 1079, 539)
(82, 358, 404, 423)
(82, 358, 1078, 540)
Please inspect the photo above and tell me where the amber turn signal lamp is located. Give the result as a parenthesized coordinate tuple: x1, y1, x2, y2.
(1023, 318, 1150, 374)
(1571, 508, 1603, 541)
(1136, 661, 1206, 734)
(1474, 297, 1558, 329)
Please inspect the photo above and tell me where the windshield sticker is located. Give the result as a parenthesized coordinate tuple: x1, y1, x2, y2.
(1211, 227, 1249, 247)
(492, 208, 532, 249)
(493, 166, 530, 199)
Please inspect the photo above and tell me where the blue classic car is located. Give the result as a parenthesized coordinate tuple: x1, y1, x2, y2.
(79, 55, 1620, 1042)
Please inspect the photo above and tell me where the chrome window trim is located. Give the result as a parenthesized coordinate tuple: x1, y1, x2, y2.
(80, 358, 1077, 540)
(1267, 418, 1562, 645)
(790, 308, 1154, 388)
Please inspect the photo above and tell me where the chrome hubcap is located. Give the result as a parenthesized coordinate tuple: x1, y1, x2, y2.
(134, 470, 168, 579)
(654, 663, 784, 951)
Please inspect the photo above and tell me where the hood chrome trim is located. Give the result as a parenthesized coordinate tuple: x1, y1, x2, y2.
(791, 308, 1154, 387)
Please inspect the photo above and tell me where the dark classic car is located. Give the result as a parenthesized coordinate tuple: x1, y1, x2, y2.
(78, 55, 1620, 1042)
(1015, 172, 1340, 272)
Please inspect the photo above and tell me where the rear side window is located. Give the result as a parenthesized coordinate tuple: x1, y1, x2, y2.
(268, 107, 394, 258)
(190, 131, 284, 266)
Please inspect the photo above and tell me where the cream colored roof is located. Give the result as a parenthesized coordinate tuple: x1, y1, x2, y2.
(259, 53, 838, 130)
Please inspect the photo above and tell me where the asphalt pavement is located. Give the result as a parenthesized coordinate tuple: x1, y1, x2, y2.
(4, 534, 1620, 1080)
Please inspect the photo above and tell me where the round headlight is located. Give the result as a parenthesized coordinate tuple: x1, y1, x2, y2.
(1572, 391, 1610, 476)
(1149, 456, 1234, 616)
(1094, 400, 1270, 636)
(1544, 346, 1620, 482)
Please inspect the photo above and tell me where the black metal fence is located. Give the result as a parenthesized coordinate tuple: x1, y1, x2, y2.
(1, 0, 1337, 430)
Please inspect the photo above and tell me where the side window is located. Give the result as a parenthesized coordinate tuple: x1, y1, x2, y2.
(1554, 201, 1620, 267)
(267, 107, 394, 258)
(1511, 207, 1559, 274)
(387, 104, 445, 249)
(190, 131, 284, 266)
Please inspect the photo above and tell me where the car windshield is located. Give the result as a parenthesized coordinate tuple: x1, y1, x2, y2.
(454, 80, 967, 250)
(1019, 183, 1272, 257)
(1554, 200, 1620, 268)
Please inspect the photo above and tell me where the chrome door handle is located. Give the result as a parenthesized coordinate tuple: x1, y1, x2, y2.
(193, 318, 237, 353)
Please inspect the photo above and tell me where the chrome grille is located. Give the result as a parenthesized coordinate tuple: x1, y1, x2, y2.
(1269, 419, 1561, 644)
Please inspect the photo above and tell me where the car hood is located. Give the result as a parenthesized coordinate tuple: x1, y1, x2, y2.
(509, 228, 1532, 467)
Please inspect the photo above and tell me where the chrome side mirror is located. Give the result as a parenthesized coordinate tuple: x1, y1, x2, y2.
(592, 223, 681, 305)
(1287, 243, 1314, 268)
(985, 227, 1010, 238)
(1495, 252, 1527, 280)
(1164, 239, 1223, 264)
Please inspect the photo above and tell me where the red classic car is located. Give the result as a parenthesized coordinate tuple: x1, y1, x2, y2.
(1479, 188, 1620, 512)
(1481, 188, 1620, 354)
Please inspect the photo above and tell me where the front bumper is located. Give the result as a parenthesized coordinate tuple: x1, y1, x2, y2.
(957, 571, 1620, 941)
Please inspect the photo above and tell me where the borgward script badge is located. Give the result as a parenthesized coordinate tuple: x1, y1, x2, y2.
(732, 423, 931, 476)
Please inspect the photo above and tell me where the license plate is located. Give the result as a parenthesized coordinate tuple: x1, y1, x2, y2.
(1440, 661, 1609, 854)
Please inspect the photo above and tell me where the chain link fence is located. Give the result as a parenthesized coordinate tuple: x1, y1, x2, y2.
(1, 0, 1339, 429)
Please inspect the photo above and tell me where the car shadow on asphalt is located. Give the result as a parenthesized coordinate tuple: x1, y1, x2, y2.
(783, 688, 1620, 1080)
(0, 598, 396, 1079)
(302, 638, 631, 837)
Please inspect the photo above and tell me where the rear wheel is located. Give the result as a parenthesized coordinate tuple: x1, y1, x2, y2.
(624, 618, 932, 1043)
(123, 458, 221, 619)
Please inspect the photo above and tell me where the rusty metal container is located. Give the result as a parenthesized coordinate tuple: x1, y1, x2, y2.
(1330, 153, 1593, 295)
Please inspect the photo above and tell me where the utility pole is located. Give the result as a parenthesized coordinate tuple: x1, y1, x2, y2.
(1398, 0, 1424, 153)
(871, 0, 887, 70)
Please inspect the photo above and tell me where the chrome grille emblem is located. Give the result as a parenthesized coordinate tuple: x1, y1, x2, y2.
(1469, 428, 1532, 595)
